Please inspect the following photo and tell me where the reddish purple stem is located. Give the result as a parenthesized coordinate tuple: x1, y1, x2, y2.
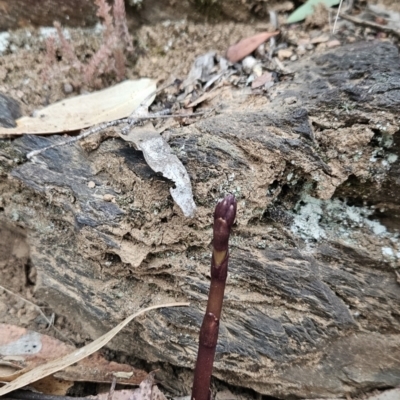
(191, 195, 237, 400)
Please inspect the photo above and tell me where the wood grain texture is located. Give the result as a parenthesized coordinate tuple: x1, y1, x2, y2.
(2, 42, 400, 398)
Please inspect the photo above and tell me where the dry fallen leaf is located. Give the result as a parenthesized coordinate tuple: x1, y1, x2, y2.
(0, 79, 156, 136)
(226, 31, 280, 63)
(119, 123, 197, 218)
(0, 302, 189, 396)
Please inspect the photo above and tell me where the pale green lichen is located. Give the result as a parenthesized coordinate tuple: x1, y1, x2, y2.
(291, 194, 400, 265)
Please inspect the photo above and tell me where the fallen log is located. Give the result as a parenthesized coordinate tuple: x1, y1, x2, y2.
(1, 41, 400, 398)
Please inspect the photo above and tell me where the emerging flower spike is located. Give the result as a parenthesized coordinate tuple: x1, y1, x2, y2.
(191, 194, 237, 400)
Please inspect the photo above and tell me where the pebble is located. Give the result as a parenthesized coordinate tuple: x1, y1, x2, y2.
(277, 48, 293, 60)
(310, 34, 329, 44)
(242, 56, 258, 74)
(87, 181, 96, 188)
(63, 83, 74, 94)
(255, 43, 265, 58)
(284, 96, 297, 105)
(327, 39, 341, 48)
(297, 45, 306, 56)
(103, 194, 115, 202)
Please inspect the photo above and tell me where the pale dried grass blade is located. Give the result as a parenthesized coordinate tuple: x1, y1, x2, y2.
(0, 302, 189, 396)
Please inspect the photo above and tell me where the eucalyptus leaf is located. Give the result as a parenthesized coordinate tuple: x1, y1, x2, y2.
(287, 0, 341, 24)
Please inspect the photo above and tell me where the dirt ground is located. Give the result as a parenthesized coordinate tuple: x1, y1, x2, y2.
(1, 0, 400, 399)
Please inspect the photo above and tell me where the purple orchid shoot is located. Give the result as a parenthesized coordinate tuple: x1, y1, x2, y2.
(191, 194, 237, 400)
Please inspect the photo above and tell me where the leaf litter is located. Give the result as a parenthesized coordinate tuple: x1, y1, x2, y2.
(0, 302, 189, 396)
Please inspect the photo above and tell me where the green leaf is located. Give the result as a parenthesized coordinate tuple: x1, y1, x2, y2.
(287, 0, 341, 24)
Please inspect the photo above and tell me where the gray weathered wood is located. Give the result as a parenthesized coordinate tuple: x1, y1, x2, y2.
(1, 41, 400, 398)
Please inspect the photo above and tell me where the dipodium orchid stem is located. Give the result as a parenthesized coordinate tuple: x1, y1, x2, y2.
(191, 195, 237, 400)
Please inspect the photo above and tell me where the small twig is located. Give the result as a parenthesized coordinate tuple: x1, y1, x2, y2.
(26, 110, 210, 159)
(107, 376, 117, 400)
(332, 0, 344, 34)
(0, 284, 72, 344)
(339, 12, 400, 38)
(26, 120, 121, 159)
(268, 10, 278, 58)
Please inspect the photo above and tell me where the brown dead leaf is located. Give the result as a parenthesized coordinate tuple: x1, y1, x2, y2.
(0, 324, 72, 381)
(0, 302, 189, 396)
(226, 31, 279, 63)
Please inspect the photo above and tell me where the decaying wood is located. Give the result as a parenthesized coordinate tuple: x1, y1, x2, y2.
(1, 41, 400, 399)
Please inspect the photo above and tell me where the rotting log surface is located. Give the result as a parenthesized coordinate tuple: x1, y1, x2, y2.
(1, 42, 400, 399)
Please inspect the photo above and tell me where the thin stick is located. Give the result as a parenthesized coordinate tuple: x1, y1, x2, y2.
(332, 0, 344, 35)
(268, 10, 278, 58)
(26, 110, 209, 160)
(107, 376, 117, 400)
(26, 120, 121, 159)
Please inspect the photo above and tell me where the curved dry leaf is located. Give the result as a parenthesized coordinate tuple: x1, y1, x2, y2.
(0, 79, 156, 136)
(226, 31, 280, 63)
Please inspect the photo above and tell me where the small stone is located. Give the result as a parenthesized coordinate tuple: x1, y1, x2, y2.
(242, 56, 257, 74)
(327, 39, 341, 48)
(290, 54, 298, 61)
(284, 96, 297, 105)
(88, 181, 96, 188)
(277, 48, 293, 60)
(297, 38, 310, 46)
(297, 45, 306, 55)
(254, 43, 265, 58)
(103, 194, 115, 202)
(63, 83, 74, 94)
(310, 35, 329, 44)
(252, 63, 263, 78)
